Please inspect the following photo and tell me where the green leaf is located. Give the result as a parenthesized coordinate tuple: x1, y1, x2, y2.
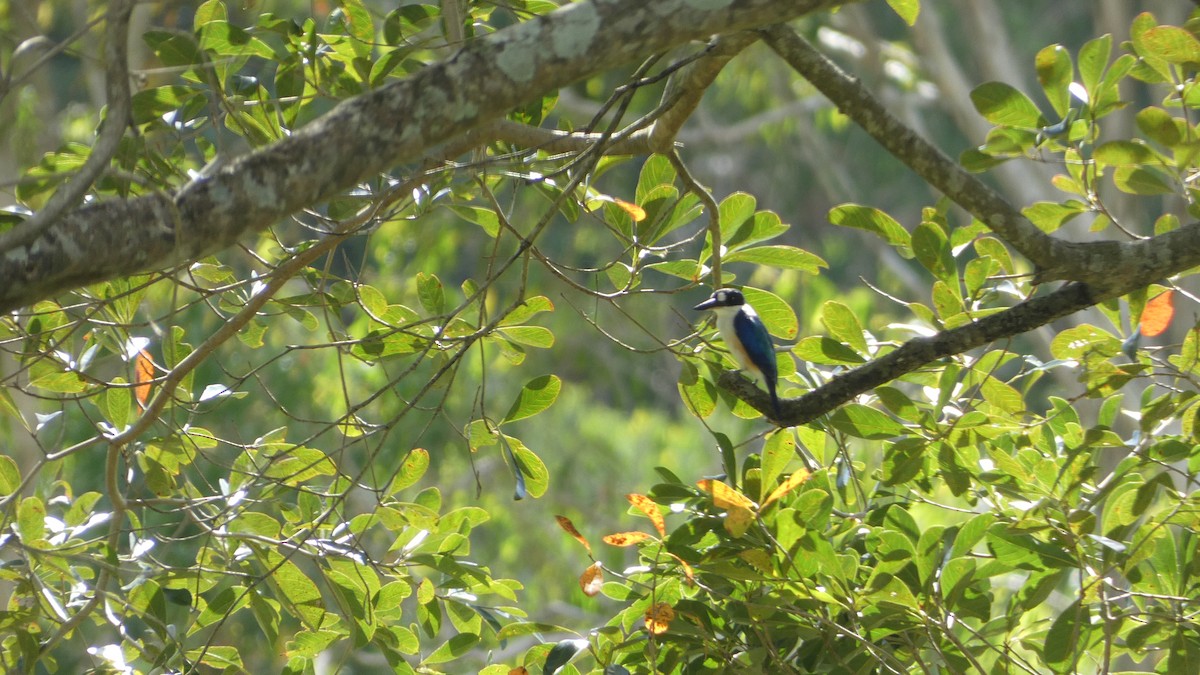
(389, 448, 430, 493)
(743, 287, 798, 340)
(0, 455, 19, 496)
(422, 633, 479, 665)
(821, 301, 867, 355)
(500, 296, 554, 325)
(1036, 44, 1074, 117)
(761, 431, 795, 500)
(678, 360, 717, 418)
(1022, 201, 1087, 233)
(143, 30, 203, 68)
(416, 272, 445, 315)
(970, 81, 1043, 127)
(912, 221, 955, 285)
(980, 377, 1023, 414)
(544, 639, 590, 674)
(723, 245, 826, 273)
(504, 435, 548, 498)
(829, 404, 906, 440)
(636, 154, 676, 202)
(503, 375, 562, 423)
(828, 204, 911, 255)
(1078, 34, 1112, 98)
(131, 86, 200, 124)
(197, 21, 274, 59)
(792, 336, 865, 365)
(1044, 601, 1091, 668)
(498, 325, 554, 348)
(450, 206, 500, 237)
(1141, 26, 1200, 65)
(17, 496, 45, 542)
(1094, 140, 1158, 166)
(494, 622, 575, 642)
(1136, 107, 1184, 147)
(1113, 166, 1174, 195)
(718, 192, 757, 244)
(195, 0, 228, 24)
(885, 0, 919, 25)
(101, 377, 132, 430)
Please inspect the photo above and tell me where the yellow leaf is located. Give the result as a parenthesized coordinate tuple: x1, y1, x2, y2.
(644, 602, 675, 635)
(627, 493, 665, 537)
(614, 198, 646, 222)
(602, 531, 652, 547)
(761, 469, 812, 510)
(696, 479, 757, 511)
(723, 506, 755, 537)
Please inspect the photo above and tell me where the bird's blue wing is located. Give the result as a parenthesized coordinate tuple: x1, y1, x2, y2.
(733, 311, 776, 381)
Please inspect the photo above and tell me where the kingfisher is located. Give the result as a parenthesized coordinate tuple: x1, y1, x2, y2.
(694, 288, 780, 417)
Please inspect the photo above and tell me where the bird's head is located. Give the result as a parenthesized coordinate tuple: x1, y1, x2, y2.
(693, 288, 745, 311)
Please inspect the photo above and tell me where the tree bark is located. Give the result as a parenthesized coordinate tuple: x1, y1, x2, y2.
(0, 0, 849, 313)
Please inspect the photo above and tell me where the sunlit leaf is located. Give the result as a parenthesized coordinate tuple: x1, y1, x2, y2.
(135, 349, 155, 408)
(626, 493, 665, 537)
(416, 272, 446, 316)
(1140, 290, 1175, 337)
(762, 469, 812, 510)
(602, 531, 652, 547)
(503, 375, 562, 423)
(885, 0, 918, 25)
(743, 286, 798, 339)
(554, 515, 592, 554)
(643, 603, 674, 636)
(579, 562, 603, 597)
(970, 81, 1043, 127)
(828, 203, 911, 255)
(696, 479, 756, 510)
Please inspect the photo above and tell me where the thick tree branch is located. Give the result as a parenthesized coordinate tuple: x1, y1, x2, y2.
(731, 282, 1100, 426)
(759, 25, 1069, 273)
(0, 0, 850, 314)
(760, 24, 1200, 295)
(704, 25, 1200, 426)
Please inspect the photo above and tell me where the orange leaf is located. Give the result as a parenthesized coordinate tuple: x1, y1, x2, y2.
(134, 349, 156, 408)
(613, 198, 647, 222)
(1141, 290, 1176, 337)
(761, 469, 812, 510)
(555, 515, 592, 554)
(579, 561, 603, 597)
(644, 602, 675, 635)
(696, 479, 756, 511)
(508, 668, 529, 675)
(626, 493, 666, 537)
(602, 531, 652, 547)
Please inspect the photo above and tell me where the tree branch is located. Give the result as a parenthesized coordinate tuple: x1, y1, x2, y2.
(734, 282, 1100, 426)
(0, 0, 851, 314)
(0, 0, 133, 252)
(760, 24, 1200, 296)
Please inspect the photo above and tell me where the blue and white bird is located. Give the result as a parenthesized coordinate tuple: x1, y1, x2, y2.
(694, 288, 780, 417)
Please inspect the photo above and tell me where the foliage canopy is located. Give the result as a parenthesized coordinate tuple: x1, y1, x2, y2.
(2, 1, 1200, 673)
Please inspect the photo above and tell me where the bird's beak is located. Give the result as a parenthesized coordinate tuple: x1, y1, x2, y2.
(693, 296, 718, 311)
